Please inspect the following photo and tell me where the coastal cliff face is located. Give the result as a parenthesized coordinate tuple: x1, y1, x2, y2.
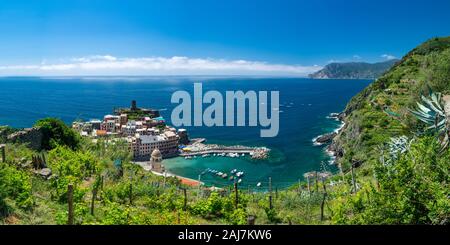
(309, 59, 398, 79)
(330, 37, 450, 171)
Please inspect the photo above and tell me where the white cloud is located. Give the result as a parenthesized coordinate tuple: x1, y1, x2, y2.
(381, 54, 397, 60)
(353, 55, 362, 60)
(327, 59, 340, 64)
(0, 55, 321, 76)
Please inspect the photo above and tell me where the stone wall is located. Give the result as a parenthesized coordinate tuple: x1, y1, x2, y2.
(7, 127, 43, 150)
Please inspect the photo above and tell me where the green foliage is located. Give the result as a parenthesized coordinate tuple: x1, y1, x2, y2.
(47, 146, 99, 202)
(331, 137, 450, 224)
(99, 201, 132, 225)
(190, 192, 228, 217)
(424, 48, 450, 93)
(189, 191, 247, 224)
(264, 207, 281, 223)
(0, 162, 33, 215)
(35, 118, 81, 150)
(226, 208, 247, 225)
(408, 36, 450, 56)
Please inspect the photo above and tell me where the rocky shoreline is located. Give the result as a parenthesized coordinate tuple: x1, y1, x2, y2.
(313, 112, 346, 164)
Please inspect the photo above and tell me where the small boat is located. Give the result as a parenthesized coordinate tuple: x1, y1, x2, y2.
(230, 169, 237, 174)
(256, 182, 261, 187)
(237, 179, 242, 183)
(236, 171, 244, 177)
(229, 176, 234, 181)
(221, 173, 228, 178)
(241, 153, 245, 157)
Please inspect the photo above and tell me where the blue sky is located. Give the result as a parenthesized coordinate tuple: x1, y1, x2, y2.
(0, 0, 449, 76)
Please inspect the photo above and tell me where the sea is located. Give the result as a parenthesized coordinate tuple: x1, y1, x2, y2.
(0, 76, 372, 189)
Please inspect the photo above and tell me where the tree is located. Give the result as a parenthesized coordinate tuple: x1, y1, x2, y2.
(35, 118, 81, 150)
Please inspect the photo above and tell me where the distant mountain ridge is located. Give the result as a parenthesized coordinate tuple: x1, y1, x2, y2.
(309, 59, 399, 79)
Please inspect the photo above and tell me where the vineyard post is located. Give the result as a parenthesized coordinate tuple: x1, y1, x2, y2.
(0, 144, 5, 163)
(156, 182, 160, 196)
(351, 163, 357, 193)
(306, 175, 311, 195)
(100, 175, 104, 190)
(269, 177, 273, 209)
(67, 184, 74, 225)
(129, 182, 133, 205)
(320, 175, 327, 221)
(183, 188, 187, 211)
(198, 174, 201, 200)
(163, 172, 166, 189)
(320, 192, 327, 221)
(322, 176, 327, 194)
(315, 172, 319, 192)
(234, 182, 239, 209)
(90, 185, 98, 216)
(247, 215, 256, 225)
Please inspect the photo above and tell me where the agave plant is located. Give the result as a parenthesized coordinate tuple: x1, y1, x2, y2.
(388, 135, 410, 157)
(409, 91, 449, 149)
(379, 136, 412, 166)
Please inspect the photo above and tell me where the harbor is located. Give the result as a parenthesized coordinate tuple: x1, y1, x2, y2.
(179, 141, 270, 160)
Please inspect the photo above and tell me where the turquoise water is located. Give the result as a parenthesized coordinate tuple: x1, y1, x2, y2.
(0, 77, 371, 188)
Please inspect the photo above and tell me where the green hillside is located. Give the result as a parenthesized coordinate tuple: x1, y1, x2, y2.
(332, 36, 450, 170)
(309, 59, 398, 79)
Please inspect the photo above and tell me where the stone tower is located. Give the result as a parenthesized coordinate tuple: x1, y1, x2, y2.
(150, 148, 162, 163)
(150, 148, 164, 173)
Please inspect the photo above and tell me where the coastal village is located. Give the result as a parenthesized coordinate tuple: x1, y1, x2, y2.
(71, 100, 270, 186)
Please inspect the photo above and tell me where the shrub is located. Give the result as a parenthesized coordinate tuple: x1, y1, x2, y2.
(0, 163, 33, 214)
(35, 118, 81, 150)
